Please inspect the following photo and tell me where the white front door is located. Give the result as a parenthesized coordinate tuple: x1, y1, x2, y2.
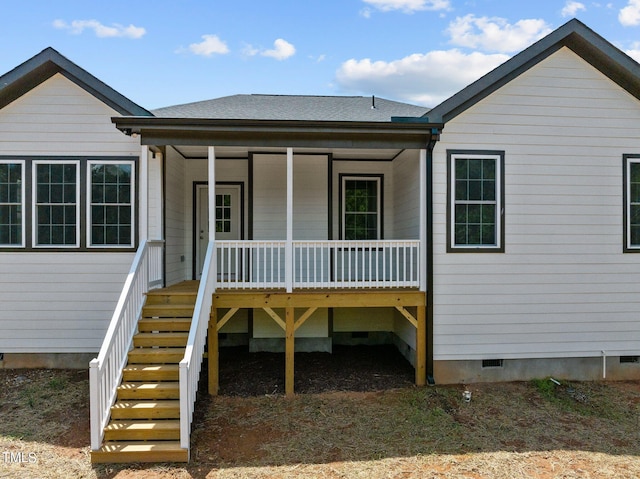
(195, 184, 242, 280)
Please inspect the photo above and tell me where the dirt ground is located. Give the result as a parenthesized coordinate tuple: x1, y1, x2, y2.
(1, 346, 639, 479)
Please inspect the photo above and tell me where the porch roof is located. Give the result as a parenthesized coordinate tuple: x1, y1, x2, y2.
(112, 116, 443, 150)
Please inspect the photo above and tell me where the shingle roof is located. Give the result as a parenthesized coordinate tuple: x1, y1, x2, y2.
(152, 94, 429, 122)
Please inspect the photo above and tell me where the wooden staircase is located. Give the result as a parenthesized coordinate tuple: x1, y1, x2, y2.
(91, 287, 197, 463)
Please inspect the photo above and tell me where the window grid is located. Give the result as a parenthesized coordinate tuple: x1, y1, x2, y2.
(343, 178, 380, 240)
(215, 193, 231, 233)
(628, 159, 640, 248)
(34, 162, 79, 247)
(89, 162, 134, 247)
(0, 162, 24, 247)
(450, 153, 502, 250)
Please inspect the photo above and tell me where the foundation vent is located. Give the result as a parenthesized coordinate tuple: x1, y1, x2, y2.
(482, 359, 504, 368)
(620, 356, 639, 364)
(351, 332, 369, 339)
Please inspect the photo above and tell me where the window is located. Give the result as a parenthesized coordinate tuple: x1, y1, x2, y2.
(216, 193, 231, 233)
(89, 161, 134, 247)
(624, 155, 640, 252)
(448, 151, 504, 252)
(33, 161, 79, 247)
(0, 161, 24, 247)
(342, 176, 381, 240)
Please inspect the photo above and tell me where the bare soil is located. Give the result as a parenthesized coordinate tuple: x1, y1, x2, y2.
(1, 346, 639, 479)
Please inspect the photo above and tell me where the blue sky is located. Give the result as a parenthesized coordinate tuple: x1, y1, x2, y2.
(2, 1, 640, 110)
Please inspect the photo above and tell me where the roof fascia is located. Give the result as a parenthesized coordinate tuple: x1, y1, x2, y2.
(428, 19, 640, 123)
(0, 47, 152, 116)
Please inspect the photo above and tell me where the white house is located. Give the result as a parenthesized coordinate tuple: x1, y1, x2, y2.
(0, 18, 638, 463)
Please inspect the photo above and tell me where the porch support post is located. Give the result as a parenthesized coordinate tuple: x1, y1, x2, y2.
(140, 145, 149, 242)
(208, 146, 218, 395)
(285, 306, 295, 397)
(416, 305, 426, 386)
(208, 146, 217, 287)
(419, 148, 427, 292)
(208, 306, 219, 395)
(285, 147, 294, 293)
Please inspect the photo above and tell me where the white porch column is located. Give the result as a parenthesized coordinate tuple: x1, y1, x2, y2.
(208, 146, 217, 290)
(139, 145, 149, 242)
(285, 147, 294, 292)
(419, 148, 427, 292)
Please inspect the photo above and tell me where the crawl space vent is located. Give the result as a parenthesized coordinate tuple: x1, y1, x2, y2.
(482, 359, 504, 368)
(620, 356, 639, 364)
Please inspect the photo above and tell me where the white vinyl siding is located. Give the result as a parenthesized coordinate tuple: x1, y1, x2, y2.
(0, 72, 140, 352)
(392, 150, 420, 239)
(433, 47, 640, 361)
(0, 160, 25, 247)
(164, 147, 187, 285)
(0, 252, 133, 352)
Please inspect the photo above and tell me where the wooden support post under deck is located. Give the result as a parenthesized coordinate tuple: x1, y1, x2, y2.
(416, 305, 426, 386)
(208, 307, 219, 395)
(285, 307, 295, 397)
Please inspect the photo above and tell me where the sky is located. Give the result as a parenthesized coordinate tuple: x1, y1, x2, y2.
(2, 1, 640, 110)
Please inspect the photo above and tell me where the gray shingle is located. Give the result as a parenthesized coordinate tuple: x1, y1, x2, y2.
(152, 94, 429, 121)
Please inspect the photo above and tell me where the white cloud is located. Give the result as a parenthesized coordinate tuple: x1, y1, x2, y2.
(188, 34, 229, 57)
(561, 1, 586, 17)
(335, 49, 509, 107)
(625, 42, 640, 61)
(619, 0, 640, 26)
(244, 39, 296, 60)
(262, 39, 296, 60)
(52, 19, 146, 39)
(446, 15, 552, 53)
(362, 0, 451, 14)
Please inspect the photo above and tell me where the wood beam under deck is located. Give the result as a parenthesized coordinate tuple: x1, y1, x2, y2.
(208, 290, 427, 397)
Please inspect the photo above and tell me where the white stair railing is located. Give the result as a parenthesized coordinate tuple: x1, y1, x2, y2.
(179, 241, 215, 454)
(89, 240, 164, 451)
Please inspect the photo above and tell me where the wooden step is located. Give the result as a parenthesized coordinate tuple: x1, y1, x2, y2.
(122, 364, 179, 382)
(133, 332, 189, 347)
(127, 348, 185, 364)
(91, 441, 188, 463)
(142, 304, 195, 318)
(117, 382, 180, 400)
(138, 318, 192, 332)
(111, 400, 180, 419)
(144, 292, 198, 305)
(103, 420, 180, 441)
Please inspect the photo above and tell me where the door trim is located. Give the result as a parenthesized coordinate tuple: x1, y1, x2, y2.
(192, 181, 245, 280)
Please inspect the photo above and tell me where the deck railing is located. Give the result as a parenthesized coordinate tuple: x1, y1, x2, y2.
(179, 241, 216, 453)
(89, 239, 164, 451)
(216, 240, 420, 289)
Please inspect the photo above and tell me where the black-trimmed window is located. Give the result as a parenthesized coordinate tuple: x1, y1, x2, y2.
(34, 161, 79, 247)
(448, 150, 504, 252)
(624, 155, 640, 252)
(0, 161, 24, 247)
(342, 176, 381, 240)
(89, 161, 134, 247)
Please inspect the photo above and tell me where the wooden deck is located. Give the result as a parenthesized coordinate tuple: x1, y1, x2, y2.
(161, 282, 427, 397)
